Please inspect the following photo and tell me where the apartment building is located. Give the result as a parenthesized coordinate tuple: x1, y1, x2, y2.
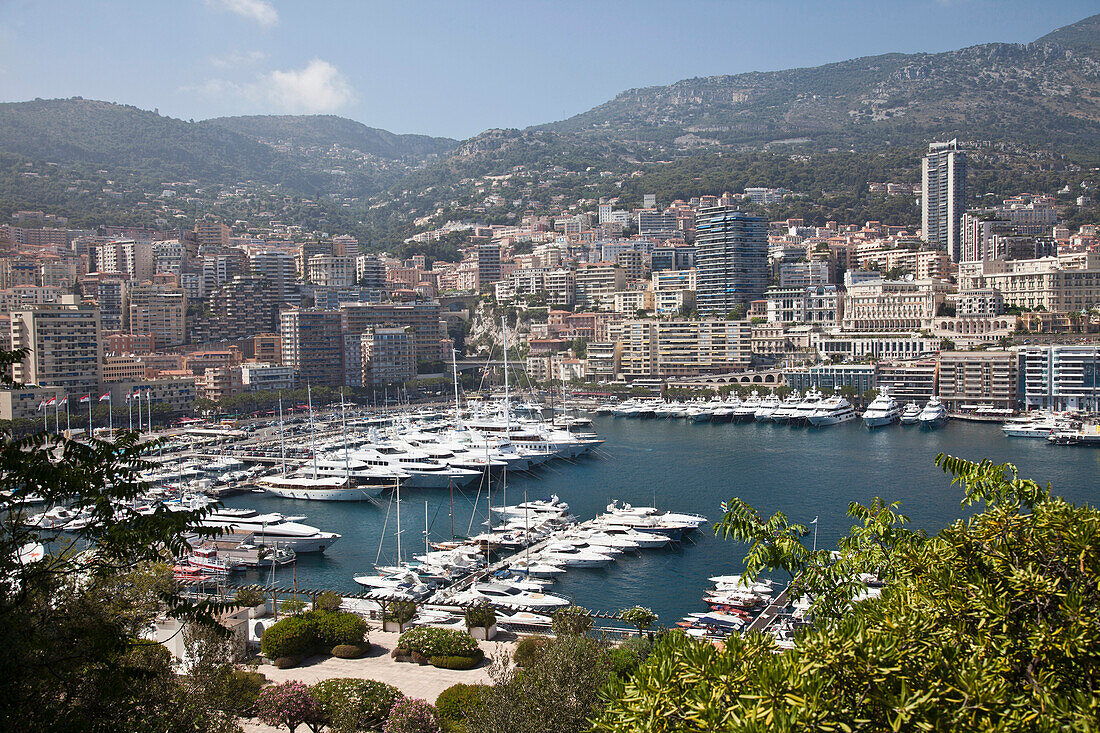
(694, 207, 768, 314)
(574, 263, 626, 309)
(251, 251, 301, 307)
(340, 301, 446, 363)
(190, 275, 278, 343)
(279, 308, 346, 388)
(129, 283, 186, 348)
(922, 140, 967, 260)
(618, 319, 751, 380)
(876, 359, 938, 402)
(307, 254, 357, 288)
(937, 350, 1017, 412)
(107, 377, 197, 413)
(785, 364, 876, 394)
(10, 299, 103, 396)
(778, 261, 829, 288)
(240, 363, 295, 392)
(1019, 345, 1100, 412)
(360, 327, 417, 387)
(103, 354, 147, 383)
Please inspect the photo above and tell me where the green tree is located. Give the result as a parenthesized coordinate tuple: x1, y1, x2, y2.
(597, 455, 1100, 731)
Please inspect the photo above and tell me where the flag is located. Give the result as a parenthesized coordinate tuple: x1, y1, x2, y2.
(79, 394, 90, 404)
(99, 392, 111, 402)
(45, 397, 56, 407)
(132, 390, 141, 399)
(719, 501, 729, 513)
(57, 396, 67, 408)
(37, 399, 47, 412)
(810, 517, 818, 525)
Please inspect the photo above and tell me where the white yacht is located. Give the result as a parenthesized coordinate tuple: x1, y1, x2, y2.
(754, 393, 781, 421)
(806, 397, 858, 427)
(536, 543, 615, 568)
(862, 392, 901, 429)
(345, 444, 483, 488)
(734, 393, 761, 422)
(199, 508, 340, 553)
(451, 582, 571, 610)
(769, 394, 802, 423)
(257, 474, 378, 502)
(899, 402, 922, 425)
(1001, 412, 1078, 438)
(918, 397, 948, 429)
(789, 389, 824, 425)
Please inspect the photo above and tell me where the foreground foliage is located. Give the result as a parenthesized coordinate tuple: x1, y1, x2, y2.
(596, 455, 1100, 731)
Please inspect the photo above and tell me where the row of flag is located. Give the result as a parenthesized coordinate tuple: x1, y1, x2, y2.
(37, 390, 150, 411)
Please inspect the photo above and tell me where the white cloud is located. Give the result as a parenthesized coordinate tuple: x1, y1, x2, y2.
(209, 49, 267, 68)
(206, 0, 278, 27)
(262, 59, 354, 113)
(183, 59, 355, 114)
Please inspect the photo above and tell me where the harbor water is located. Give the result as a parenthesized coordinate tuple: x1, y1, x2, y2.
(222, 416, 1100, 623)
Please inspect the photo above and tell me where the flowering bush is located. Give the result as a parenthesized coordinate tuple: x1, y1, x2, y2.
(383, 698, 440, 733)
(261, 610, 369, 660)
(253, 681, 325, 733)
(396, 627, 479, 659)
(312, 678, 403, 733)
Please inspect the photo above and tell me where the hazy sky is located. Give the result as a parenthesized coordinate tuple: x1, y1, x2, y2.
(0, 0, 1096, 139)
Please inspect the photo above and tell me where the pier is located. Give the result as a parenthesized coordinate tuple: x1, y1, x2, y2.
(744, 582, 791, 634)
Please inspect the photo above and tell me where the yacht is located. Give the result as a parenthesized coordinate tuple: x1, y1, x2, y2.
(899, 402, 922, 425)
(918, 397, 948, 429)
(198, 508, 340, 553)
(754, 393, 781, 421)
(451, 582, 571, 610)
(788, 389, 824, 426)
(769, 394, 802, 423)
(491, 495, 570, 521)
(1001, 412, 1079, 438)
(257, 474, 377, 502)
(536, 543, 615, 568)
(862, 392, 901, 429)
(345, 444, 483, 488)
(734, 393, 762, 422)
(806, 397, 858, 427)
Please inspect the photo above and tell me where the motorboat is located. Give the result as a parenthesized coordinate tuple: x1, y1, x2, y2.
(918, 397, 948, 429)
(753, 393, 781, 421)
(862, 392, 901, 428)
(198, 508, 340, 553)
(769, 394, 802, 423)
(537, 543, 615, 568)
(788, 388, 824, 426)
(899, 402, 922, 425)
(451, 582, 571, 610)
(806, 397, 858, 427)
(490, 495, 570, 521)
(1001, 412, 1079, 438)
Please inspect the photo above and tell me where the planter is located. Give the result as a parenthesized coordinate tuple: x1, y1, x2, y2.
(248, 603, 269, 619)
(383, 620, 407, 633)
(469, 623, 497, 641)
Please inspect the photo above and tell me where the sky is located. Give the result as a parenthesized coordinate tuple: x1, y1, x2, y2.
(0, 0, 1096, 140)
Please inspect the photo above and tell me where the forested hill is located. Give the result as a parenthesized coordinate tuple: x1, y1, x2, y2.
(0, 98, 329, 189)
(203, 115, 456, 160)
(536, 13, 1100, 159)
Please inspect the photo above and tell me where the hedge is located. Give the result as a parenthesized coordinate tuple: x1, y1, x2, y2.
(396, 628, 480, 659)
(430, 652, 483, 670)
(332, 643, 370, 659)
(435, 684, 488, 730)
(261, 610, 369, 661)
(312, 678, 403, 733)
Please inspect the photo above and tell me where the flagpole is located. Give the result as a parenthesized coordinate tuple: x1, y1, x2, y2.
(87, 397, 92, 438)
(136, 391, 142, 434)
(65, 399, 70, 435)
(108, 395, 113, 436)
(54, 399, 59, 436)
(147, 391, 152, 433)
(812, 516, 819, 554)
(41, 401, 47, 433)
(128, 392, 132, 432)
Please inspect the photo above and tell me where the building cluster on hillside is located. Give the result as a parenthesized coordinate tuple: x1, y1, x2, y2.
(1, 139, 1098, 422)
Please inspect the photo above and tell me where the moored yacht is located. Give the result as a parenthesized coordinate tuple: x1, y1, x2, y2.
(899, 401, 922, 425)
(788, 388, 824, 426)
(806, 397, 858, 427)
(734, 393, 761, 422)
(754, 393, 781, 421)
(770, 394, 802, 423)
(918, 397, 948, 429)
(862, 392, 901, 428)
(199, 507, 340, 553)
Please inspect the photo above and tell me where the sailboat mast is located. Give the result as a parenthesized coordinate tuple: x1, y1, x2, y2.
(307, 383, 317, 480)
(451, 348, 461, 428)
(501, 315, 510, 438)
(424, 500, 429, 558)
(278, 392, 286, 477)
(395, 476, 402, 564)
(341, 388, 349, 482)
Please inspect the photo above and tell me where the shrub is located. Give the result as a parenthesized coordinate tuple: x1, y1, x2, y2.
(235, 587, 265, 608)
(463, 603, 495, 629)
(385, 600, 417, 625)
(512, 635, 551, 667)
(312, 678, 403, 733)
(314, 591, 343, 612)
(280, 597, 307, 615)
(214, 669, 267, 714)
(261, 616, 315, 659)
(331, 643, 370, 659)
(313, 611, 369, 649)
(620, 606, 657, 636)
(435, 684, 487, 729)
(430, 651, 484, 670)
(607, 638, 653, 682)
(273, 656, 301, 669)
(396, 627, 480, 659)
(552, 605, 592, 636)
(383, 698, 440, 733)
(253, 681, 325, 733)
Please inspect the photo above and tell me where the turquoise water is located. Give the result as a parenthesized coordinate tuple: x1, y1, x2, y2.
(222, 417, 1100, 623)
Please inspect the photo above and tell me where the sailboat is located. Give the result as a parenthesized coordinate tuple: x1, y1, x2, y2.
(257, 387, 373, 501)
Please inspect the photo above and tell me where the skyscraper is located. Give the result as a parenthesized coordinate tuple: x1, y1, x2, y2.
(694, 207, 767, 315)
(922, 139, 967, 261)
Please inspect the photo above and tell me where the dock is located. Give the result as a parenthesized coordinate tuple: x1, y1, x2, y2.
(744, 582, 791, 634)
